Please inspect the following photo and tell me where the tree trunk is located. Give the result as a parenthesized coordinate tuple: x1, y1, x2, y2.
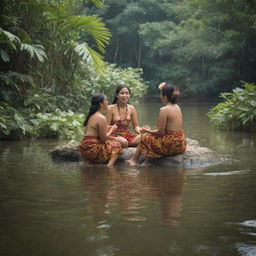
(113, 39, 119, 62)
(137, 41, 142, 68)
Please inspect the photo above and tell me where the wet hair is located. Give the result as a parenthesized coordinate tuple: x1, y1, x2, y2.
(161, 83, 180, 104)
(83, 93, 106, 126)
(112, 85, 131, 104)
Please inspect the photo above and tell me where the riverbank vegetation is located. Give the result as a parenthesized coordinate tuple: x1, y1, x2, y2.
(208, 82, 256, 132)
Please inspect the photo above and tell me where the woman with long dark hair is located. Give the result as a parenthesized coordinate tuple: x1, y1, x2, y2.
(80, 93, 122, 167)
(126, 82, 186, 166)
(106, 85, 141, 148)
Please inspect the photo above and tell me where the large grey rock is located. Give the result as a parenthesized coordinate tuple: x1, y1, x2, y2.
(50, 138, 221, 167)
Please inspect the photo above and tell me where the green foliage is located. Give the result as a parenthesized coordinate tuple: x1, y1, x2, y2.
(0, 0, 129, 140)
(33, 110, 84, 140)
(48, 61, 148, 113)
(0, 102, 85, 140)
(0, 60, 147, 140)
(90, 0, 256, 97)
(73, 63, 147, 110)
(208, 82, 256, 131)
(0, 27, 47, 63)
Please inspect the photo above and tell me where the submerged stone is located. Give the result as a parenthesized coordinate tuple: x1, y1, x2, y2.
(50, 138, 221, 167)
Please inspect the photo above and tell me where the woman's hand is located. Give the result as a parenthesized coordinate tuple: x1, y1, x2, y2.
(110, 124, 118, 133)
(141, 125, 151, 133)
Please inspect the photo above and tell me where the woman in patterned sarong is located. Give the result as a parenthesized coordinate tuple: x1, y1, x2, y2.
(106, 85, 142, 148)
(126, 82, 186, 166)
(80, 93, 122, 167)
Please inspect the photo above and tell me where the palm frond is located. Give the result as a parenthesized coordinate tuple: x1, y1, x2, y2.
(0, 71, 35, 91)
(68, 16, 111, 53)
(20, 43, 47, 62)
(0, 27, 21, 44)
(89, 0, 104, 8)
(74, 43, 105, 69)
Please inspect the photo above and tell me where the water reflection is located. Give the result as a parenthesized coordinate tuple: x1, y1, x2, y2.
(141, 167, 187, 226)
(80, 166, 186, 227)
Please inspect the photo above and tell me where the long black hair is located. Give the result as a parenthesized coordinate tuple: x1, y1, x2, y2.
(112, 85, 131, 104)
(161, 83, 180, 104)
(83, 93, 106, 126)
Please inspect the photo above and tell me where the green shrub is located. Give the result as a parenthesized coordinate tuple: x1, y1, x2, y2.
(208, 82, 256, 131)
(0, 103, 84, 140)
(33, 110, 84, 140)
(66, 62, 148, 112)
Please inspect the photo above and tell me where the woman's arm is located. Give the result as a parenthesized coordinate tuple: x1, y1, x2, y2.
(106, 105, 113, 125)
(142, 108, 167, 136)
(131, 105, 141, 134)
(98, 116, 108, 142)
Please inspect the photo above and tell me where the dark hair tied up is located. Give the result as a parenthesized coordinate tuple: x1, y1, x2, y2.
(83, 93, 106, 126)
(161, 83, 180, 104)
(112, 84, 131, 104)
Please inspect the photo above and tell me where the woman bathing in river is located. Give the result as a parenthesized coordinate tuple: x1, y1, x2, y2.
(106, 85, 142, 148)
(126, 82, 187, 166)
(80, 93, 122, 167)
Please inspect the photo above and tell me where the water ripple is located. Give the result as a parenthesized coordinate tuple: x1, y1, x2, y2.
(239, 220, 256, 228)
(233, 243, 256, 256)
(204, 170, 250, 176)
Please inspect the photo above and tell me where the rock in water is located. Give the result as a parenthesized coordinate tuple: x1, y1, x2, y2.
(50, 138, 221, 167)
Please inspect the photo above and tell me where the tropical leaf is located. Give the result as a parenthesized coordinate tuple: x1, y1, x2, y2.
(20, 43, 47, 62)
(67, 16, 111, 53)
(250, 100, 256, 107)
(0, 27, 20, 44)
(74, 43, 105, 68)
(0, 71, 35, 90)
(89, 0, 104, 7)
(0, 49, 10, 62)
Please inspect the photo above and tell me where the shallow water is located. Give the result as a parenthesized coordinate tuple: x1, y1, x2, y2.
(0, 102, 256, 256)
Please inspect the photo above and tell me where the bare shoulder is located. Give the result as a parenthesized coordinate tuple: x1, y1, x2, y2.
(128, 104, 136, 112)
(108, 104, 116, 111)
(174, 104, 181, 110)
(92, 113, 106, 124)
(160, 106, 169, 112)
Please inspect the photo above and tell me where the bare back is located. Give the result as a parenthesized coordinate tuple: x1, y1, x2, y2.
(85, 112, 107, 138)
(158, 104, 183, 132)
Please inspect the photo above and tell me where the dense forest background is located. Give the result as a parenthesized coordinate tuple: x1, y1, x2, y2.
(1, 0, 256, 139)
(89, 0, 256, 96)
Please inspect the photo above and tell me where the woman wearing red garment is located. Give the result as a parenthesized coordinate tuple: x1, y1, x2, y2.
(80, 93, 122, 167)
(106, 85, 142, 148)
(126, 82, 186, 166)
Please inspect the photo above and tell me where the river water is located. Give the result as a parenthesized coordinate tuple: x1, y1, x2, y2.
(0, 102, 256, 256)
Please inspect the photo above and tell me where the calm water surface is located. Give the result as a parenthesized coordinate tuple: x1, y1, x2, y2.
(0, 102, 256, 256)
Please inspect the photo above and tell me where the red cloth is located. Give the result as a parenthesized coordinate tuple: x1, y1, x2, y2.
(80, 136, 122, 164)
(110, 119, 137, 145)
(138, 130, 186, 158)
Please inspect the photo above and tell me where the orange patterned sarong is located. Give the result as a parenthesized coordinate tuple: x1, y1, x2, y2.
(80, 136, 122, 164)
(138, 130, 186, 158)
